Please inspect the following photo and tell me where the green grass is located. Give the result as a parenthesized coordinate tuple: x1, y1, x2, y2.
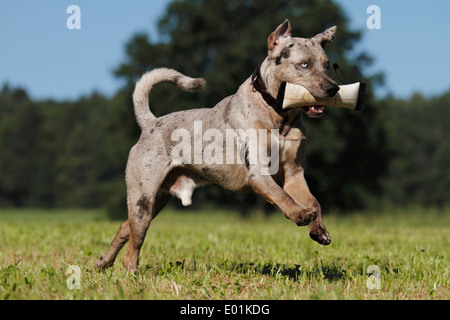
(0, 207, 448, 300)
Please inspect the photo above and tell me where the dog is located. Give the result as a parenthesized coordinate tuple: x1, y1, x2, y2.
(96, 20, 339, 273)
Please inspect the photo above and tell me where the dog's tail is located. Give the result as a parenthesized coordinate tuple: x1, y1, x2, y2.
(132, 68, 206, 129)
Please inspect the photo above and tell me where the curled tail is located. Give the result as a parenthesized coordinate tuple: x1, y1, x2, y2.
(132, 68, 206, 129)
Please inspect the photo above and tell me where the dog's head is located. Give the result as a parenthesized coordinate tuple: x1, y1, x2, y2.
(266, 20, 339, 118)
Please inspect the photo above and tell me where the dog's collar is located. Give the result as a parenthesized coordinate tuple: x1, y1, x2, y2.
(251, 66, 278, 109)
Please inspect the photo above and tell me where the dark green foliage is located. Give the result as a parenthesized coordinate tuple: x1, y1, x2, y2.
(0, 86, 42, 206)
(378, 92, 450, 207)
(0, 85, 116, 208)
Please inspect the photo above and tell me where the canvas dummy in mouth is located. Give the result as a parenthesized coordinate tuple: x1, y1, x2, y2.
(275, 81, 366, 111)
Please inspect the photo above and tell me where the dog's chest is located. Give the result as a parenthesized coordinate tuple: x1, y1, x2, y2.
(278, 125, 307, 165)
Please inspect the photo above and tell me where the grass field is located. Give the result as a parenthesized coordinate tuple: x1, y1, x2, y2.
(0, 207, 448, 300)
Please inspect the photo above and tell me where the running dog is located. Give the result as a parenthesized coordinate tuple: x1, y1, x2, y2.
(96, 20, 338, 273)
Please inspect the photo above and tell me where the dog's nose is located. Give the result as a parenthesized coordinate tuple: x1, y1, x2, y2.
(326, 84, 339, 97)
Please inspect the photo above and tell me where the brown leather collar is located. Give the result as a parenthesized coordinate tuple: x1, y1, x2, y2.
(251, 65, 278, 109)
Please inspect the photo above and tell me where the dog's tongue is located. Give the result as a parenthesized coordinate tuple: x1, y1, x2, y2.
(308, 105, 324, 115)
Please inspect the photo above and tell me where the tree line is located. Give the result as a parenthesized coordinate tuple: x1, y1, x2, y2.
(0, 0, 448, 218)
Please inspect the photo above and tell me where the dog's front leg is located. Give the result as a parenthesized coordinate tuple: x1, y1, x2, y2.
(283, 170, 331, 245)
(247, 169, 317, 226)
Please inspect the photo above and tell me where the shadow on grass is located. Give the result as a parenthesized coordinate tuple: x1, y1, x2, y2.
(232, 262, 348, 282)
(144, 260, 348, 282)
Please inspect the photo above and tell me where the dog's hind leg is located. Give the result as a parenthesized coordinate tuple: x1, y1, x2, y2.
(122, 191, 154, 274)
(95, 193, 134, 271)
(95, 191, 171, 271)
(121, 167, 173, 273)
(95, 220, 130, 270)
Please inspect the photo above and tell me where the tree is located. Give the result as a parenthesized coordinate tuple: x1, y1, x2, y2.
(0, 85, 118, 209)
(110, 0, 389, 214)
(379, 91, 450, 207)
(0, 86, 42, 206)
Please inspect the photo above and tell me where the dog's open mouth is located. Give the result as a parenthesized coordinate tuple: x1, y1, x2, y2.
(302, 105, 325, 118)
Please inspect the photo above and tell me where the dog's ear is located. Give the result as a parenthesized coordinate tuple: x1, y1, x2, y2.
(313, 26, 337, 48)
(268, 19, 292, 52)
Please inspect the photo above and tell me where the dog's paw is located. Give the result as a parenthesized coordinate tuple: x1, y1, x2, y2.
(95, 256, 105, 271)
(292, 208, 317, 226)
(309, 228, 331, 245)
(122, 255, 139, 275)
(95, 255, 114, 271)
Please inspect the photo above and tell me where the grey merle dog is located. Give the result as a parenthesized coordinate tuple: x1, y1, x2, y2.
(96, 20, 339, 273)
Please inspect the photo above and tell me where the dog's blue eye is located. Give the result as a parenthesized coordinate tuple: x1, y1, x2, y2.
(300, 62, 308, 68)
(326, 62, 329, 69)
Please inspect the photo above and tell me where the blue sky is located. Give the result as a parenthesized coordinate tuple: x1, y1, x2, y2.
(0, 0, 449, 101)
